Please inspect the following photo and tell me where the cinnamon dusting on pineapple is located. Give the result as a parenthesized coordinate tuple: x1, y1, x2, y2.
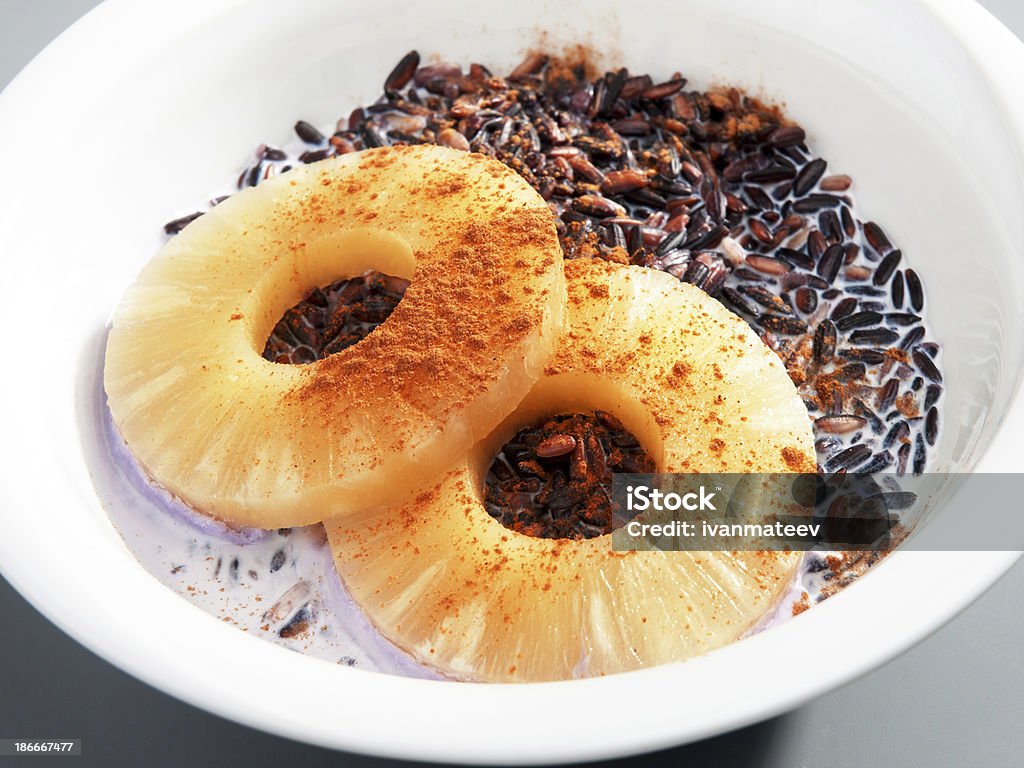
(105, 144, 564, 528)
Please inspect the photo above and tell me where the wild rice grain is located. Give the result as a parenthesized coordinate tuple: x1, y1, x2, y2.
(863, 221, 892, 254)
(883, 420, 910, 449)
(913, 434, 927, 475)
(825, 444, 872, 471)
(905, 269, 924, 311)
(873, 249, 902, 285)
(793, 158, 827, 196)
(760, 315, 808, 335)
(794, 286, 817, 314)
(163, 212, 203, 235)
(817, 244, 844, 282)
(912, 347, 943, 383)
(925, 407, 939, 446)
(877, 378, 899, 412)
(899, 326, 926, 350)
(835, 311, 882, 332)
(385, 50, 420, 92)
(813, 320, 838, 363)
(890, 271, 905, 309)
(850, 328, 899, 345)
(294, 120, 325, 144)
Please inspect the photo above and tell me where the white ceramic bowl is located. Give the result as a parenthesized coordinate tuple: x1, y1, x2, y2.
(1, 0, 1022, 763)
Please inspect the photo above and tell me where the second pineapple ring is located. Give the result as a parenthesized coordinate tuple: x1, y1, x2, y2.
(104, 145, 565, 529)
(327, 259, 817, 682)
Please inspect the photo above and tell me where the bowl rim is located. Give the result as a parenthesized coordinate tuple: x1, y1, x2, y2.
(1, 0, 1023, 763)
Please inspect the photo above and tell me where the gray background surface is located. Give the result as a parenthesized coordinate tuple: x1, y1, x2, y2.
(0, 1, 1022, 765)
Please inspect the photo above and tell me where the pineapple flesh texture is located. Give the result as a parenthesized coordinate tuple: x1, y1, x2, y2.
(327, 259, 816, 682)
(104, 145, 565, 528)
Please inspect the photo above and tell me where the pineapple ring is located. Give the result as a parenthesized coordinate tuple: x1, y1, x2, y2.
(327, 258, 816, 682)
(105, 145, 564, 528)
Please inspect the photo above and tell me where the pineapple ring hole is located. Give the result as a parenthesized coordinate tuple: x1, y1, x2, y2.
(251, 228, 415, 364)
(479, 375, 664, 540)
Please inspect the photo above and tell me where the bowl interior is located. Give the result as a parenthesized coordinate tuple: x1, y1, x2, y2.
(1, 0, 1023, 762)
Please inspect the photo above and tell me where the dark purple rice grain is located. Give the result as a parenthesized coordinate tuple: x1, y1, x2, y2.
(835, 311, 882, 331)
(804, 274, 831, 290)
(925, 406, 939, 446)
(830, 297, 858, 321)
(813, 320, 837, 364)
(912, 347, 943, 383)
(793, 158, 826, 196)
(746, 165, 797, 184)
(760, 315, 808, 335)
(913, 434, 927, 475)
(294, 120, 325, 144)
(838, 363, 866, 381)
(885, 312, 921, 326)
(863, 221, 892, 254)
(748, 219, 775, 243)
(924, 384, 942, 411)
(299, 149, 331, 163)
(896, 443, 911, 477)
(883, 420, 910, 449)
(775, 246, 815, 270)
(269, 549, 286, 573)
(817, 244, 844, 282)
(721, 286, 760, 317)
(739, 284, 792, 314)
(899, 326, 926, 350)
(682, 260, 710, 287)
(744, 185, 775, 211)
(793, 194, 842, 213)
(385, 50, 421, 92)
(807, 230, 827, 261)
(825, 443, 872, 472)
(360, 124, 387, 148)
(840, 206, 856, 238)
(905, 269, 924, 311)
(733, 268, 769, 283)
(850, 328, 899, 345)
(877, 378, 899, 412)
(768, 125, 806, 147)
(819, 209, 842, 242)
(641, 77, 686, 100)
(846, 286, 885, 297)
(859, 451, 893, 474)
(839, 348, 886, 364)
(163, 211, 203, 235)
(794, 286, 817, 314)
(872, 249, 902, 285)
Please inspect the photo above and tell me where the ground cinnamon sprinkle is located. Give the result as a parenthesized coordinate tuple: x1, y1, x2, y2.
(781, 446, 814, 472)
(276, 147, 562, 456)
